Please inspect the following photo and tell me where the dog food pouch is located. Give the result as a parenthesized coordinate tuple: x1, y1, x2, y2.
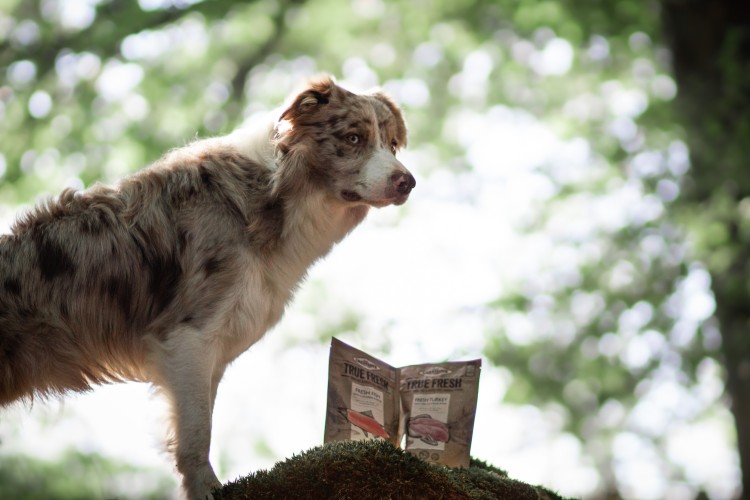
(324, 338, 400, 447)
(399, 359, 481, 467)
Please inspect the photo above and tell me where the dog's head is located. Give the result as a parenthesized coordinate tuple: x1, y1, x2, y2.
(273, 76, 415, 207)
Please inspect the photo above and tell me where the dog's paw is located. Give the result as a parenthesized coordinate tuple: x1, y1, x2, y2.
(184, 466, 222, 500)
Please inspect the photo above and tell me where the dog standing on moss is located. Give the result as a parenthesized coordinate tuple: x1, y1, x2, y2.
(0, 76, 415, 499)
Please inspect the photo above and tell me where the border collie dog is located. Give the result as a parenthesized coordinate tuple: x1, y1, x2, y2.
(0, 76, 415, 498)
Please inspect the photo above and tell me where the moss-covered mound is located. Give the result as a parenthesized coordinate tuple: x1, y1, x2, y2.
(217, 440, 570, 499)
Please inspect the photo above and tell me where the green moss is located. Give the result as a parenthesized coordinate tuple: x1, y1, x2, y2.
(216, 440, 570, 500)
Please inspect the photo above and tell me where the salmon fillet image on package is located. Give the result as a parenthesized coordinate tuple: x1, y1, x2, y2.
(323, 338, 481, 467)
(339, 408, 391, 439)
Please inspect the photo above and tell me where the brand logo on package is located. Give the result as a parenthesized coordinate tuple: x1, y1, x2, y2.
(420, 367, 451, 376)
(353, 357, 380, 371)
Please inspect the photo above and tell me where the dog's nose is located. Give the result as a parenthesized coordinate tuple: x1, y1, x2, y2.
(391, 171, 416, 195)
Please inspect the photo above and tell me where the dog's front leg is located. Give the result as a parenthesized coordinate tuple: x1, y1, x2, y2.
(150, 327, 222, 499)
(210, 364, 227, 414)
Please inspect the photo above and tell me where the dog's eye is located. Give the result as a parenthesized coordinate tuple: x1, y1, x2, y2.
(346, 134, 360, 145)
(390, 140, 398, 154)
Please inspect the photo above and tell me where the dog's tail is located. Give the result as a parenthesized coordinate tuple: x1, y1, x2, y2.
(0, 322, 117, 406)
(0, 327, 41, 405)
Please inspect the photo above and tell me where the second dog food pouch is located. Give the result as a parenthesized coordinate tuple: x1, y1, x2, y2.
(399, 359, 481, 467)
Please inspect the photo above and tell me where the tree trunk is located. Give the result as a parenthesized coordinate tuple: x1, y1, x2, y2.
(661, 0, 750, 496)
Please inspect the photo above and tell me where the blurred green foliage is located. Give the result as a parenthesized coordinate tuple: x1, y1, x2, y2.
(0, 449, 175, 499)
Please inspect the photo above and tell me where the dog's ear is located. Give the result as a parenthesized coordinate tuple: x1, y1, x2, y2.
(371, 91, 408, 148)
(279, 76, 336, 123)
(272, 76, 336, 200)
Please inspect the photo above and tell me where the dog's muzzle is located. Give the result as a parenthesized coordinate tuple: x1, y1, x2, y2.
(341, 167, 416, 206)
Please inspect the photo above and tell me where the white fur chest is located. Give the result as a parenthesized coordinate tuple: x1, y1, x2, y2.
(216, 254, 296, 364)
(216, 195, 367, 365)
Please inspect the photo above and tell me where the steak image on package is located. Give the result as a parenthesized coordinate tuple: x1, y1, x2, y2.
(399, 360, 481, 467)
(324, 338, 481, 467)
